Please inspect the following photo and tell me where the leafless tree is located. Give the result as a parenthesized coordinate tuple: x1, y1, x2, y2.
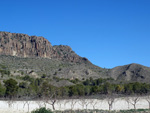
(106, 95, 115, 111)
(47, 99, 57, 110)
(23, 100, 31, 113)
(41, 82, 58, 110)
(89, 99, 98, 109)
(128, 96, 140, 110)
(70, 99, 77, 111)
(6, 99, 15, 108)
(125, 97, 130, 109)
(78, 98, 90, 110)
(78, 98, 86, 109)
(43, 94, 57, 110)
(84, 99, 90, 110)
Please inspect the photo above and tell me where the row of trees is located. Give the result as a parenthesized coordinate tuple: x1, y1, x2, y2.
(1, 77, 150, 99)
(1, 76, 150, 111)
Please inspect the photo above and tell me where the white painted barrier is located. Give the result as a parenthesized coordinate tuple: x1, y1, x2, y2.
(0, 96, 149, 113)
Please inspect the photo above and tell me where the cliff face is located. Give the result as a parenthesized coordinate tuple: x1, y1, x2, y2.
(0, 32, 87, 63)
(0, 32, 53, 58)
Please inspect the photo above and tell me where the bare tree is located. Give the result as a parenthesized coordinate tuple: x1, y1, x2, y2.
(89, 99, 98, 109)
(41, 81, 58, 110)
(70, 99, 77, 111)
(23, 100, 31, 113)
(78, 98, 86, 109)
(84, 99, 90, 110)
(47, 99, 57, 110)
(5, 96, 18, 109)
(128, 96, 140, 110)
(125, 97, 130, 109)
(6, 99, 15, 108)
(78, 98, 90, 110)
(106, 96, 115, 111)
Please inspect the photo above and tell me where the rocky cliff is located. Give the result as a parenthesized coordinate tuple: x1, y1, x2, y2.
(0, 32, 87, 63)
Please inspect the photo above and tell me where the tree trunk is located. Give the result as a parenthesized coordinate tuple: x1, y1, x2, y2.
(134, 104, 136, 110)
(109, 104, 111, 111)
(27, 104, 30, 113)
(52, 104, 55, 110)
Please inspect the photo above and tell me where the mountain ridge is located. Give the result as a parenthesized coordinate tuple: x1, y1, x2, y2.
(0, 31, 89, 63)
(0, 31, 150, 83)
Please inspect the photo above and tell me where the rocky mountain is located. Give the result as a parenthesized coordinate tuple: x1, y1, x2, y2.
(0, 31, 87, 63)
(109, 63, 150, 82)
(0, 31, 107, 81)
(0, 31, 150, 83)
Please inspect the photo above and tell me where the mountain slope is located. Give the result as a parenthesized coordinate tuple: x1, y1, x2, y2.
(0, 31, 108, 80)
(109, 63, 150, 82)
(0, 31, 150, 83)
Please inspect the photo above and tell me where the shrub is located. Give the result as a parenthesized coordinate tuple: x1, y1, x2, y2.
(31, 107, 53, 113)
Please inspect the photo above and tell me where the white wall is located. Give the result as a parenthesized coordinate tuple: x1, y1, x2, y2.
(0, 96, 149, 113)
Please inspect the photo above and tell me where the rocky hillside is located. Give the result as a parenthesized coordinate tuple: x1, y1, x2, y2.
(0, 32, 87, 63)
(0, 31, 108, 81)
(109, 63, 150, 82)
(0, 31, 150, 83)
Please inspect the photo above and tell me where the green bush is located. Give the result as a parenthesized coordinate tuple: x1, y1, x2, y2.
(31, 107, 53, 113)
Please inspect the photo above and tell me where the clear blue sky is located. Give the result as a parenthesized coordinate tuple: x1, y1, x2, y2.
(0, 0, 150, 68)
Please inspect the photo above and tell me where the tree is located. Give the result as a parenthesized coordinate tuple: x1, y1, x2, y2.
(41, 81, 58, 110)
(103, 82, 114, 94)
(0, 82, 6, 97)
(68, 85, 78, 96)
(89, 99, 98, 109)
(76, 84, 85, 96)
(128, 96, 140, 110)
(115, 85, 124, 94)
(4, 78, 18, 98)
(124, 83, 134, 94)
(84, 86, 91, 95)
(23, 100, 31, 113)
(106, 95, 115, 111)
(125, 97, 130, 109)
(78, 98, 89, 109)
(70, 99, 77, 111)
(132, 82, 142, 94)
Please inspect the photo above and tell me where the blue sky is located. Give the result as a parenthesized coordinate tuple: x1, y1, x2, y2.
(0, 0, 150, 68)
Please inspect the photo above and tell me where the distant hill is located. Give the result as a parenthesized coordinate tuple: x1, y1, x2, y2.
(108, 63, 150, 82)
(0, 31, 150, 83)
